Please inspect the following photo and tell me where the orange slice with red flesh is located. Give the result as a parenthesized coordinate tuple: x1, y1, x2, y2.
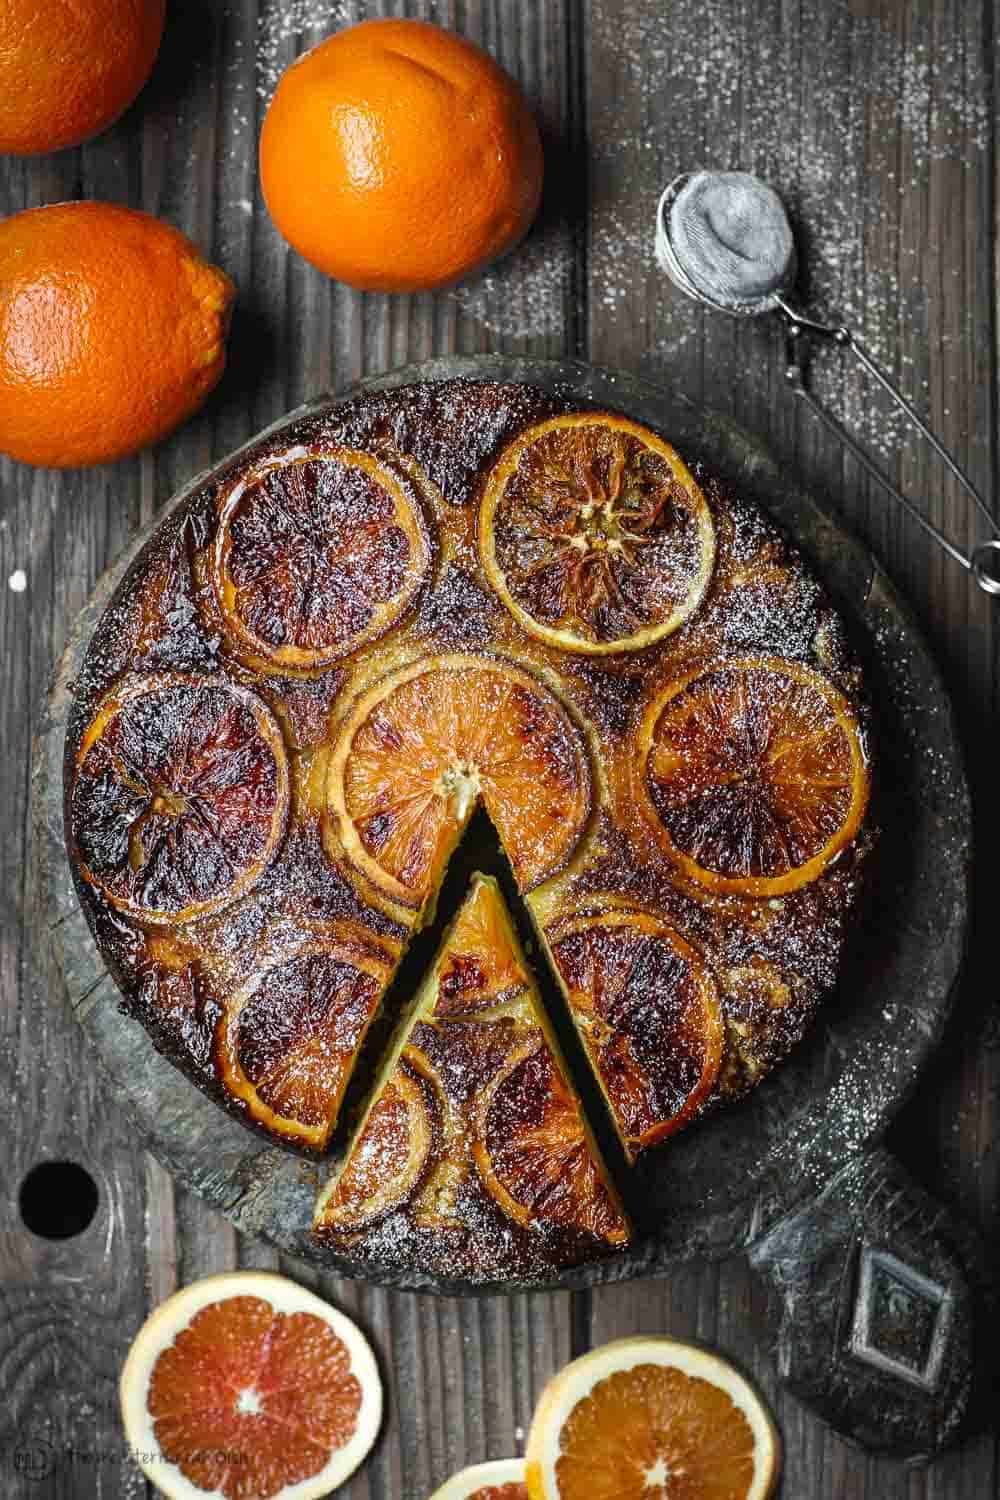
(634, 656, 869, 896)
(525, 1336, 780, 1500)
(327, 655, 592, 911)
(315, 876, 629, 1251)
(479, 413, 715, 655)
(70, 674, 289, 924)
(544, 909, 723, 1163)
(212, 447, 432, 669)
(429, 1459, 528, 1500)
(119, 1271, 382, 1500)
(215, 934, 393, 1151)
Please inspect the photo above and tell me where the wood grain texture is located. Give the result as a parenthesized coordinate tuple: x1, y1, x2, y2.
(0, 2, 997, 1499)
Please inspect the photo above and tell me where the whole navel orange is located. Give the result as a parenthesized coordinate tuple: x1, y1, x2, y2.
(0, 0, 165, 156)
(259, 18, 544, 292)
(0, 202, 234, 469)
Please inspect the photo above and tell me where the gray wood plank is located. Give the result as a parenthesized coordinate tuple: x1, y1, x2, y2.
(583, 0, 998, 1492)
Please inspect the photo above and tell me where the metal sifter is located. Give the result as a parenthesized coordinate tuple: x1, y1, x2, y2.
(655, 170, 1000, 594)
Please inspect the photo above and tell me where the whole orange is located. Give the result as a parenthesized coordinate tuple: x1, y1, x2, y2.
(0, 202, 235, 469)
(0, 0, 166, 156)
(259, 18, 544, 292)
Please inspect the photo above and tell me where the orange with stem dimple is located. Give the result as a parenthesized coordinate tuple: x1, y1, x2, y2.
(260, 18, 543, 291)
(0, 0, 165, 155)
(0, 203, 234, 469)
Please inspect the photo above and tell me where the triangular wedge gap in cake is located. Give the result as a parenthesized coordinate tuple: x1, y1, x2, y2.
(314, 868, 630, 1275)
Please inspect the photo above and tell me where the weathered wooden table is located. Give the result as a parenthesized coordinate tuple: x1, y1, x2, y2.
(2, 2, 997, 1496)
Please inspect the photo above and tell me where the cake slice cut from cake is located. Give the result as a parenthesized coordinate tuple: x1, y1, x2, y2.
(314, 874, 630, 1280)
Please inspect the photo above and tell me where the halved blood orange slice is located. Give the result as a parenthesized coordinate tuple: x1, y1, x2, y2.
(634, 656, 870, 896)
(429, 1459, 528, 1500)
(474, 1040, 629, 1246)
(70, 675, 290, 924)
(434, 869, 530, 1018)
(120, 1271, 382, 1500)
(212, 447, 432, 669)
(315, 1053, 442, 1233)
(525, 1336, 780, 1500)
(215, 937, 392, 1151)
(479, 413, 715, 655)
(327, 655, 591, 909)
(546, 909, 723, 1161)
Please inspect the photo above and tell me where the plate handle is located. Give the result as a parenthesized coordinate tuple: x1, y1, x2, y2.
(748, 1146, 991, 1461)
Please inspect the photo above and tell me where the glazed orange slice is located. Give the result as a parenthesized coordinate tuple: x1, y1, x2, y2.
(315, 1057, 440, 1231)
(474, 1041, 629, 1246)
(119, 1272, 382, 1500)
(70, 675, 289, 924)
(327, 655, 591, 909)
(434, 869, 530, 1017)
(479, 413, 715, 654)
(215, 936, 393, 1151)
(525, 1336, 780, 1500)
(545, 909, 723, 1162)
(212, 447, 432, 669)
(635, 656, 869, 896)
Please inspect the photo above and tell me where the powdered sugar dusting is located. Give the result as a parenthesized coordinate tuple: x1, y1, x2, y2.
(255, 0, 352, 102)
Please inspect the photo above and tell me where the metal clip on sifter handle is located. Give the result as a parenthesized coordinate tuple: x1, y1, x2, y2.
(656, 171, 1000, 594)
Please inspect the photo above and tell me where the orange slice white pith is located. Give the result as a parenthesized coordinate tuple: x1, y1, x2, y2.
(70, 674, 290, 924)
(327, 655, 592, 910)
(315, 875, 629, 1250)
(212, 447, 432, 669)
(479, 413, 715, 655)
(119, 1271, 382, 1500)
(544, 908, 723, 1162)
(214, 935, 394, 1151)
(634, 655, 869, 896)
(525, 1336, 780, 1500)
(429, 1458, 528, 1500)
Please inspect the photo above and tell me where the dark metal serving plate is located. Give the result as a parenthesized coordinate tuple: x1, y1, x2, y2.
(33, 357, 977, 1454)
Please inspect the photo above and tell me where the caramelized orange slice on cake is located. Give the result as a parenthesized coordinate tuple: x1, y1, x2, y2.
(327, 656, 591, 910)
(70, 675, 290, 924)
(212, 448, 432, 669)
(215, 934, 393, 1151)
(474, 1041, 629, 1246)
(479, 413, 715, 654)
(316, 877, 628, 1256)
(635, 656, 869, 896)
(546, 909, 723, 1162)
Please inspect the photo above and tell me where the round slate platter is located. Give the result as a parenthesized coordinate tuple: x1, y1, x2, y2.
(32, 355, 971, 1295)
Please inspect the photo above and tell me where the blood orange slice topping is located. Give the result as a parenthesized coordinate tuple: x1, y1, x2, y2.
(120, 1272, 382, 1500)
(328, 655, 591, 908)
(635, 656, 869, 896)
(315, 1056, 441, 1233)
(475, 1041, 629, 1245)
(213, 448, 432, 668)
(547, 910, 723, 1160)
(70, 675, 289, 924)
(479, 413, 715, 655)
(216, 939, 391, 1151)
(428, 1459, 528, 1500)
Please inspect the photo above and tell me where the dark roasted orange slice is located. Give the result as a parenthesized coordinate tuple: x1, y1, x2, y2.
(314, 1056, 441, 1230)
(70, 674, 290, 924)
(215, 935, 392, 1151)
(327, 655, 591, 909)
(474, 1040, 629, 1245)
(635, 656, 869, 896)
(546, 908, 723, 1161)
(212, 448, 432, 669)
(479, 413, 715, 655)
